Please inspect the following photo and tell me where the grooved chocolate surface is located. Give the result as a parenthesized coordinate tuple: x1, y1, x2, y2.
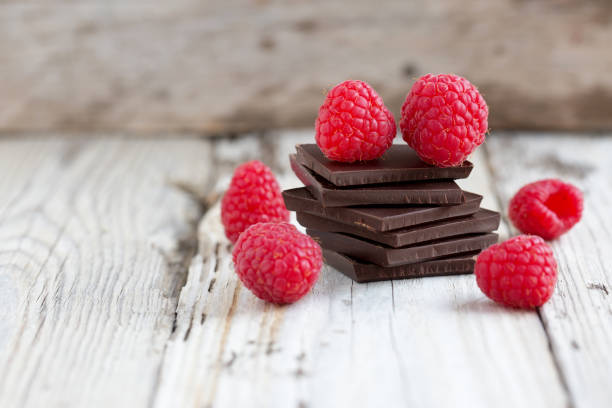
(308, 229, 498, 267)
(323, 249, 477, 283)
(296, 144, 473, 186)
(282, 188, 482, 231)
(290, 155, 464, 207)
(297, 209, 500, 248)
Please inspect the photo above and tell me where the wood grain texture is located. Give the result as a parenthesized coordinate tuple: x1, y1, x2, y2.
(2, 132, 611, 408)
(486, 133, 612, 408)
(153, 131, 568, 408)
(1, 2, 612, 133)
(0, 139, 211, 407)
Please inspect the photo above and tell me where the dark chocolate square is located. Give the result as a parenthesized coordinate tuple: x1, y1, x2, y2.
(323, 249, 478, 283)
(296, 144, 473, 186)
(290, 155, 464, 207)
(297, 209, 500, 248)
(308, 229, 498, 267)
(282, 188, 482, 231)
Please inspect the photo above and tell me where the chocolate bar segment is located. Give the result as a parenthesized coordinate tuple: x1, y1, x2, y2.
(297, 209, 500, 248)
(283, 188, 482, 231)
(308, 229, 498, 267)
(323, 249, 477, 283)
(296, 144, 473, 186)
(290, 155, 464, 207)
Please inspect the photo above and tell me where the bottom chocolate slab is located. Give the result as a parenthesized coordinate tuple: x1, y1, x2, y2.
(308, 229, 498, 267)
(323, 249, 477, 283)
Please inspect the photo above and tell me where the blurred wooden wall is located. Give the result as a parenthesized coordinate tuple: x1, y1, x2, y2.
(1, 0, 612, 134)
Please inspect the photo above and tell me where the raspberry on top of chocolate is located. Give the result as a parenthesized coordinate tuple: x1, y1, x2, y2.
(315, 80, 396, 163)
(400, 73, 488, 167)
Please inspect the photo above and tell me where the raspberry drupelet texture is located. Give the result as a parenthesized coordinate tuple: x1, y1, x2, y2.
(315, 80, 396, 162)
(232, 222, 323, 304)
(221, 160, 289, 243)
(400, 74, 488, 167)
(475, 235, 558, 309)
(509, 179, 583, 240)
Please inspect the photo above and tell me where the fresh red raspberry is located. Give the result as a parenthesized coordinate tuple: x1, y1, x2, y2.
(400, 74, 488, 167)
(475, 235, 557, 309)
(315, 80, 396, 162)
(232, 222, 322, 304)
(509, 179, 583, 240)
(221, 160, 289, 243)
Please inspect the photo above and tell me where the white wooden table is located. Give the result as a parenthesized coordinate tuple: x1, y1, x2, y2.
(0, 131, 610, 408)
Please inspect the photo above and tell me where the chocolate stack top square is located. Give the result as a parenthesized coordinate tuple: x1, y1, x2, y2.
(296, 144, 473, 186)
(285, 144, 500, 282)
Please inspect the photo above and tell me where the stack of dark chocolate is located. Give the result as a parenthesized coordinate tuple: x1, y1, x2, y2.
(282, 144, 500, 283)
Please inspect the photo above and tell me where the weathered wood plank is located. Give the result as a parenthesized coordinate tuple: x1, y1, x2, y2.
(486, 133, 612, 408)
(1, 2, 612, 132)
(154, 131, 568, 408)
(3, 133, 607, 407)
(0, 139, 211, 407)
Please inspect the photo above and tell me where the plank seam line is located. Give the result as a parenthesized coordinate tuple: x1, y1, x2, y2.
(483, 141, 575, 408)
(146, 178, 214, 408)
(536, 309, 576, 408)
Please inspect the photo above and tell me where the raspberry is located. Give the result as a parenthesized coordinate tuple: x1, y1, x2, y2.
(475, 235, 557, 308)
(315, 80, 396, 162)
(232, 222, 322, 304)
(509, 179, 583, 240)
(221, 160, 289, 243)
(400, 74, 488, 167)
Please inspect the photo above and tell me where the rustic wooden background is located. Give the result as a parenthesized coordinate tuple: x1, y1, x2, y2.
(2, 0, 612, 134)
